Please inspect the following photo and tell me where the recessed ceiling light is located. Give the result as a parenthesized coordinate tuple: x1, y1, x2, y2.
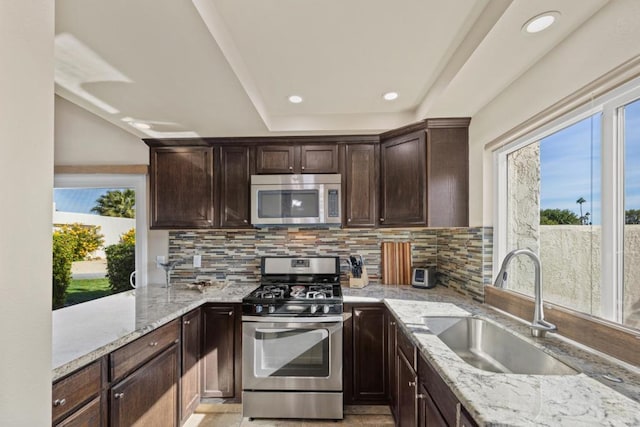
(288, 95, 303, 104)
(383, 92, 398, 101)
(523, 11, 560, 34)
(131, 122, 151, 130)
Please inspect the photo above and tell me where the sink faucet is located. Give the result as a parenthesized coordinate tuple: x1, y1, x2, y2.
(494, 248, 557, 337)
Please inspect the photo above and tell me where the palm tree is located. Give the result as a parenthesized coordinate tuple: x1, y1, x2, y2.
(576, 197, 586, 224)
(91, 189, 135, 218)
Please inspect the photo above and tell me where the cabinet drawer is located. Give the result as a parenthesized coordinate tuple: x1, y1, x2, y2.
(52, 359, 102, 424)
(54, 396, 101, 427)
(110, 319, 180, 381)
(397, 327, 416, 369)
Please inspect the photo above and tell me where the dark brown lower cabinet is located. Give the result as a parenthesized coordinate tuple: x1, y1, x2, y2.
(397, 350, 417, 427)
(54, 396, 101, 427)
(201, 304, 242, 400)
(417, 383, 447, 427)
(181, 308, 201, 424)
(110, 343, 179, 427)
(387, 315, 398, 419)
(343, 303, 389, 405)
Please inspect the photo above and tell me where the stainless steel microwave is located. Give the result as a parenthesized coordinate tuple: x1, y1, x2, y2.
(250, 174, 341, 226)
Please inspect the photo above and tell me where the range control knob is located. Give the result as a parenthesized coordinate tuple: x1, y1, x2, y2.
(255, 304, 263, 314)
(310, 304, 318, 314)
(268, 305, 276, 314)
(323, 305, 331, 314)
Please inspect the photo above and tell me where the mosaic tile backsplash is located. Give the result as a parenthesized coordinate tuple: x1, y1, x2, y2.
(168, 226, 492, 301)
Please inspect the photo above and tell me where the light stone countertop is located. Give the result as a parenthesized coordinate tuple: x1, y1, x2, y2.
(53, 283, 640, 426)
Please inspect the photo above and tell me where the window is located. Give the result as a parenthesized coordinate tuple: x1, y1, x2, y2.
(495, 77, 640, 330)
(53, 174, 147, 309)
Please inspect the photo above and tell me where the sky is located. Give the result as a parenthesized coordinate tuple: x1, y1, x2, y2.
(539, 98, 640, 225)
(54, 188, 127, 214)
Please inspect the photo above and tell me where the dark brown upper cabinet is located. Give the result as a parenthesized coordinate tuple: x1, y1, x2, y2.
(342, 143, 378, 227)
(150, 146, 214, 229)
(426, 120, 469, 227)
(216, 146, 251, 228)
(380, 131, 427, 227)
(256, 144, 338, 174)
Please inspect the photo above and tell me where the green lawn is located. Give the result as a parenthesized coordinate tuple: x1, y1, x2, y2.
(65, 278, 113, 306)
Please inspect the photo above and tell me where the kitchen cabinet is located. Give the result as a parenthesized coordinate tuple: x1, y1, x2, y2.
(180, 308, 201, 424)
(110, 343, 179, 427)
(417, 382, 447, 427)
(396, 326, 418, 427)
(380, 131, 427, 226)
(109, 319, 180, 427)
(387, 315, 398, 419)
(201, 304, 242, 400)
(426, 119, 469, 227)
(216, 146, 251, 228)
(343, 303, 389, 404)
(52, 359, 104, 427)
(150, 146, 214, 229)
(256, 144, 339, 174)
(343, 143, 378, 227)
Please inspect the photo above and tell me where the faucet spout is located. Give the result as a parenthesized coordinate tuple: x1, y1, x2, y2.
(494, 248, 557, 337)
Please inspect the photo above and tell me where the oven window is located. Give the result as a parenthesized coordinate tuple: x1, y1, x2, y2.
(257, 190, 320, 218)
(254, 328, 329, 377)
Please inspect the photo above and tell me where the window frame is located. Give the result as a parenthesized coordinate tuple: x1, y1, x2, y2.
(493, 75, 640, 325)
(53, 173, 148, 289)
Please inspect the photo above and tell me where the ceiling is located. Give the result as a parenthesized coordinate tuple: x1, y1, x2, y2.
(54, 0, 609, 139)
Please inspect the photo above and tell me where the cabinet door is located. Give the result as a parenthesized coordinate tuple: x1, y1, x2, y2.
(380, 131, 427, 226)
(417, 383, 447, 427)
(150, 147, 214, 229)
(344, 144, 377, 227)
(300, 144, 339, 173)
(345, 304, 389, 404)
(201, 305, 239, 399)
(54, 396, 101, 427)
(397, 350, 417, 427)
(110, 344, 179, 427)
(218, 146, 251, 227)
(387, 315, 398, 420)
(427, 126, 468, 227)
(180, 308, 201, 424)
(255, 145, 296, 174)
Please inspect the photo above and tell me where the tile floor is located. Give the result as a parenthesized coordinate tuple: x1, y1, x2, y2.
(184, 404, 395, 427)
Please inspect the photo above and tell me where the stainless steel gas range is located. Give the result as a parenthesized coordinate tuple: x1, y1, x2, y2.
(242, 256, 344, 421)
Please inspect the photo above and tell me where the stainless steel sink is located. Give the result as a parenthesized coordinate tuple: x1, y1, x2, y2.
(422, 316, 578, 375)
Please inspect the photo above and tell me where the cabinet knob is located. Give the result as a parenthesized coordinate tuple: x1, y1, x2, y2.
(347, 218, 351, 222)
(114, 392, 125, 400)
(184, 320, 190, 325)
(301, 166, 305, 171)
(416, 393, 426, 400)
(289, 166, 293, 171)
(390, 321, 396, 326)
(408, 381, 416, 387)
(379, 218, 385, 222)
(228, 311, 234, 316)
(149, 341, 158, 347)
(243, 219, 248, 223)
(53, 398, 66, 407)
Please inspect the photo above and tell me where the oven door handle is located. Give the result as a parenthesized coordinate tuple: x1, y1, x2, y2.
(242, 315, 344, 323)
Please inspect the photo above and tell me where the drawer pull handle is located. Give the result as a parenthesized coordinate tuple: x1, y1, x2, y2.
(53, 398, 66, 407)
(184, 320, 190, 325)
(408, 381, 416, 387)
(149, 341, 158, 347)
(114, 392, 125, 399)
(380, 218, 385, 222)
(390, 321, 396, 326)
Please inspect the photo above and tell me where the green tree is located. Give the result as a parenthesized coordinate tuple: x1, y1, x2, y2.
(626, 209, 640, 224)
(91, 189, 135, 218)
(576, 197, 588, 224)
(56, 223, 104, 261)
(105, 229, 136, 292)
(540, 209, 581, 225)
(52, 232, 75, 309)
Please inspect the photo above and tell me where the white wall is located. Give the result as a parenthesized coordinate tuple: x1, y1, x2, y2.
(469, 0, 640, 226)
(0, 2, 54, 425)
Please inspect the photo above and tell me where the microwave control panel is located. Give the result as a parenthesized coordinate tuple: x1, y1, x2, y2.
(328, 190, 340, 217)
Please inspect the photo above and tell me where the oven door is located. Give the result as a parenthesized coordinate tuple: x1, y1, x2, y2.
(242, 317, 342, 391)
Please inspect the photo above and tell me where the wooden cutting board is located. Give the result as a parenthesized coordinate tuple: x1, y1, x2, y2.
(381, 242, 412, 285)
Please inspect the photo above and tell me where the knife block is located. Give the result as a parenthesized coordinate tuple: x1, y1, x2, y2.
(348, 266, 369, 288)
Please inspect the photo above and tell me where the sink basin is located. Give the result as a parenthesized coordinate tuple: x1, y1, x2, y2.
(422, 316, 578, 375)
